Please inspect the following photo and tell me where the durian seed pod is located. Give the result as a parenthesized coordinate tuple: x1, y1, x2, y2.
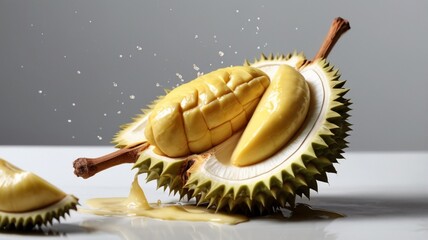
(73, 17, 351, 215)
(0, 159, 78, 230)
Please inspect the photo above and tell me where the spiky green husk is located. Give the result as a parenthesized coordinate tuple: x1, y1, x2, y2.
(0, 195, 78, 230)
(129, 52, 350, 214)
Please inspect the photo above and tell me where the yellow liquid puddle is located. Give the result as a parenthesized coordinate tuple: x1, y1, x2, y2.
(80, 176, 248, 225)
(81, 175, 344, 225)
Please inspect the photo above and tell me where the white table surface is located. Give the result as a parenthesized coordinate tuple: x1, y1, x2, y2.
(1, 146, 427, 240)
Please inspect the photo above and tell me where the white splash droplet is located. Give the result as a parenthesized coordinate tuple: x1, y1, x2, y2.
(218, 51, 224, 57)
(194, 34, 199, 39)
(235, 9, 239, 13)
(97, 136, 103, 140)
(113, 82, 118, 87)
(76, 70, 81, 74)
(155, 83, 160, 87)
(72, 103, 76, 106)
(67, 119, 72, 123)
(117, 110, 121, 114)
(136, 45, 142, 51)
(129, 95, 135, 100)
(38, 90, 43, 94)
(119, 54, 123, 58)
(193, 64, 200, 71)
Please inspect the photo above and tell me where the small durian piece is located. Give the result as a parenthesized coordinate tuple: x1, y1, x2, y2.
(0, 159, 78, 229)
(231, 65, 310, 166)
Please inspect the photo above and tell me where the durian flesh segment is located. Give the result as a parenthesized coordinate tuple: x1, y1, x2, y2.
(144, 66, 270, 157)
(0, 159, 66, 213)
(231, 65, 310, 166)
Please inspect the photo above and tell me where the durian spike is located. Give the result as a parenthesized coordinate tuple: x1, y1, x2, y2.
(73, 142, 149, 178)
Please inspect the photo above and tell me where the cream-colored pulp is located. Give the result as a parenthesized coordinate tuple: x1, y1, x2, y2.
(81, 176, 248, 225)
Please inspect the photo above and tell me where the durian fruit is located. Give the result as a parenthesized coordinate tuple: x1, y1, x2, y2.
(0, 159, 78, 229)
(81, 17, 351, 215)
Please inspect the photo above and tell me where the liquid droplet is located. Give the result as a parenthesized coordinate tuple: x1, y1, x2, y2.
(67, 119, 72, 123)
(72, 103, 76, 106)
(97, 136, 103, 140)
(218, 51, 224, 57)
(38, 90, 43, 94)
(129, 95, 135, 100)
(117, 111, 121, 114)
(194, 34, 199, 39)
(235, 9, 240, 13)
(113, 82, 118, 87)
(76, 70, 81, 74)
(176, 73, 183, 81)
(119, 54, 123, 58)
(192, 64, 200, 71)
(155, 83, 160, 87)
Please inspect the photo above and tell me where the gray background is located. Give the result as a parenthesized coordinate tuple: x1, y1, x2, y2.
(1, 0, 427, 151)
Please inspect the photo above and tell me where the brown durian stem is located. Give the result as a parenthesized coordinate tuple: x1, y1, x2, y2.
(301, 17, 350, 68)
(73, 143, 149, 178)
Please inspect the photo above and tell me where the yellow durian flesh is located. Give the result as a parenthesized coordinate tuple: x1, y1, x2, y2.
(0, 159, 78, 229)
(231, 65, 310, 166)
(0, 159, 66, 213)
(143, 66, 269, 158)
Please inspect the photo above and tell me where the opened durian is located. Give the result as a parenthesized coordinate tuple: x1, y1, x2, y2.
(0, 159, 78, 229)
(74, 17, 351, 214)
